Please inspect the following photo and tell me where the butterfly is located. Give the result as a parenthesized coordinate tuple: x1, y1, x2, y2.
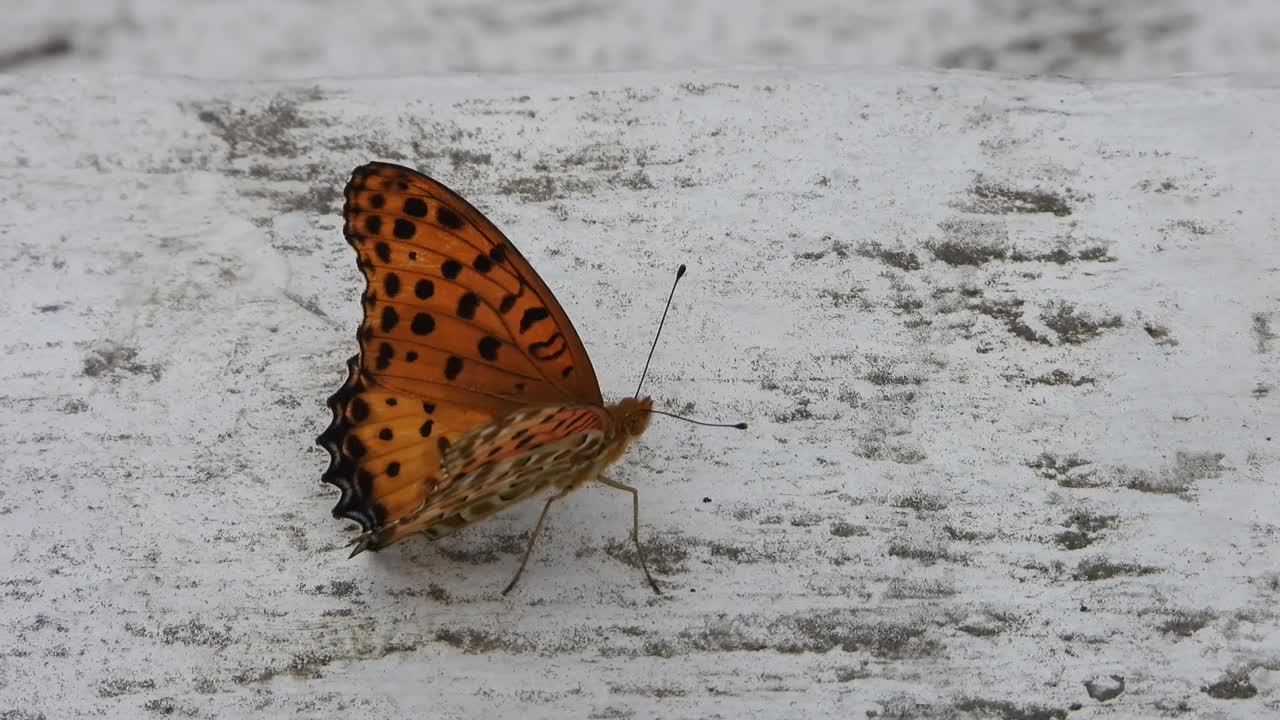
(317, 162, 703, 594)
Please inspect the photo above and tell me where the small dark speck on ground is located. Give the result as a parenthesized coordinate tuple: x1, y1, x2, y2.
(1166, 219, 1212, 236)
(304, 579, 360, 598)
(605, 536, 689, 575)
(1072, 556, 1160, 581)
(1065, 511, 1117, 534)
(708, 542, 764, 563)
(858, 242, 922, 271)
(448, 149, 492, 166)
(97, 678, 157, 698)
(434, 627, 526, 654)
(144, 698, 180, 715)
(0, 35, 72, 71)
(160, 619, 232, 648)
(1008, 245, 1115, 264)
(776, 613, 941, 658)
(436, 532, 528, 564)
(952, 698, 1069, 720)
(886, 540, 953, 564)
(788, 513, 823, 528)
(1137, 178, 1179, 193)
(967, 180, 1077, 217)
(608, 683, 688, 698)
(1201, 669, 1258, 699)
(883, 578, 956, 599)
(1054, 529, 1092, 550)
(970, 298, 1050, 345)
(1144, 323, 1178, 345)
(1040, 301, 1123, 344)
(830, 521, 868, 538)
(1056, 511, 1117, 547)
(1026, 453, 1096, 487)
(893, 491, 947, 512)
(928, 235, 1008, 267)
(83, 344, 163, 381)
(1025, 369, 1095, 387)
(1157, 609, 1214, 637)
(194, 94, 315, 160)
(944, 525, 989, 542)
(795, 236, 853, 261)
(1253, 312, 1277, 353)
(1123, 451, 1225, 495)
(1084, 675, 1125, 702)
(498, 175, 592, 202)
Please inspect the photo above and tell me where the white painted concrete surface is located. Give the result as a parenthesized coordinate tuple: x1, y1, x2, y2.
(4, 0, 1280, 79)
(1, 67, 1279, 717)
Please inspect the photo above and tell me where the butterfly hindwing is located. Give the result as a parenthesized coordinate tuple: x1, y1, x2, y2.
(366, 404, 611, 547)
(318, 355, 492, 542)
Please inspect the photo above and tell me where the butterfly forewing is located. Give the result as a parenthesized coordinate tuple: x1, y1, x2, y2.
(343, 162, 602, 409)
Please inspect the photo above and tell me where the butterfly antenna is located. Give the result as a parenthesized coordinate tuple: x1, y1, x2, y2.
(635, 264, 686, 398)
(633, 265, 749, 430)
(644, 409, 747, 430)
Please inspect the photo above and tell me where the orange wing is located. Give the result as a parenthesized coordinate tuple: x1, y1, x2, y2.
(318, 162, 605, 552)
(368, 404, 613, 550)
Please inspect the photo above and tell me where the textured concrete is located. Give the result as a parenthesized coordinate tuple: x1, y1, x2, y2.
(1, 69, 1279, 718)
(4, 0, 1280, 79)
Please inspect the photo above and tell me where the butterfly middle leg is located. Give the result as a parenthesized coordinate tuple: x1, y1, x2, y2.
(598, 476, 661, 595)
(502, 487, 571, 595)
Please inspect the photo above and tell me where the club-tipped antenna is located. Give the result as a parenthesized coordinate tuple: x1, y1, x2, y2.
(642, 408, 747, 430)
(635, 264, 686, 398)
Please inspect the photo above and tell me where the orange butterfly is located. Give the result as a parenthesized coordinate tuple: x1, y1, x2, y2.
(317, 162, 737, 594)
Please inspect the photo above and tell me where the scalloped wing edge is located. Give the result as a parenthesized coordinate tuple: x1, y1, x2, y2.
(316, 353, 383, 532)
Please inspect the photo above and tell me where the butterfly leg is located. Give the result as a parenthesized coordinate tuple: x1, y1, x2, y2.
(502, 488, 571, 596)
(598, 476, 661, 595)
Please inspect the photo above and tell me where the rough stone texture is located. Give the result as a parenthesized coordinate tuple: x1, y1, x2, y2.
(4, 0, 1280, 79)
(2, 68, 1279, 718)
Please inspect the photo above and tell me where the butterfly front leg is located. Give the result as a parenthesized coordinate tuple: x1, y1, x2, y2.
(598, 476, 661, 595)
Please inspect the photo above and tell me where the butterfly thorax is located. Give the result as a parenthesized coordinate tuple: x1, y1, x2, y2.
(599, 395, 653, 469)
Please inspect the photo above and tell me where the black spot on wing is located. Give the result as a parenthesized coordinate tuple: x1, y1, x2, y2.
(457, 292, 479, 320)
(380, 306, 399, 332)
(403, 197, 427, 217)
(444, 356, 463, 380)
(529, 332, 567, 361)
(520, 307, 550, 333)
(437, 206, 464, 230)
(393, 219, 415, 240)
(411, 313, 435, 335)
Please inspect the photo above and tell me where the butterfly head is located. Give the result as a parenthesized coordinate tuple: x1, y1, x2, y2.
(611, 396, 654, 438)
